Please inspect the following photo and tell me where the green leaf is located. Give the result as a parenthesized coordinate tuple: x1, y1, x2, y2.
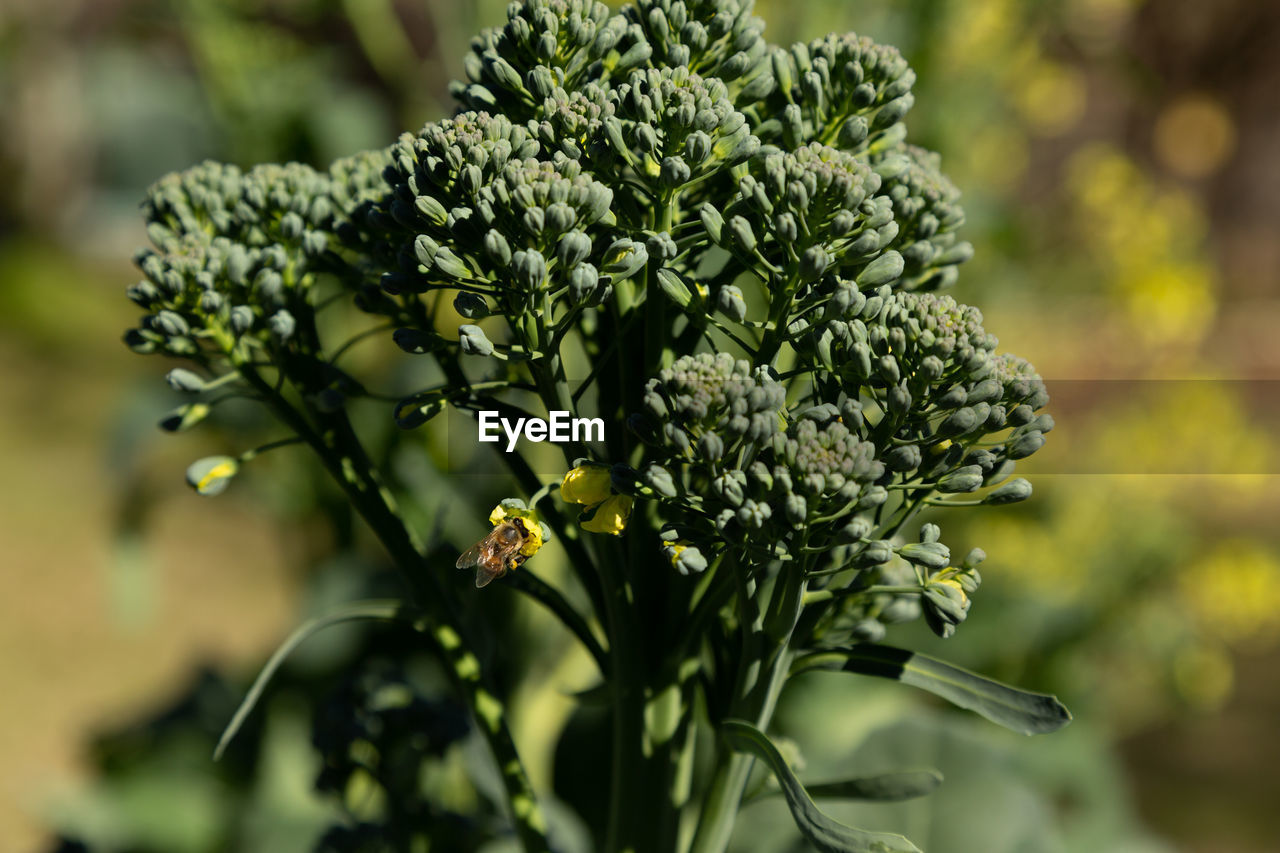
(795, 644, 1072, 735)
(722, 719, 922, 853)
(804, 770, 944, 802)
(213, 600, 406, 760)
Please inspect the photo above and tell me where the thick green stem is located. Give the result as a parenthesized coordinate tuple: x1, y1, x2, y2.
(688, 567, 807, 853)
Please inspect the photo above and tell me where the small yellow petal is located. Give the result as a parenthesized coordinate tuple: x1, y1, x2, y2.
(581, 495, 633, 536)
(561, 464, 613, 506)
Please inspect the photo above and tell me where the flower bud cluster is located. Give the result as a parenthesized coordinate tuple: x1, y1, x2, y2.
(800, 291, 1049, 482)
(603, 66, 759, 194)
(875, 144, 970, 291)
(125, 161, 337, 361)
(702, 142, 911, 299)
(637, 352, 785, 451)
(365, 112, 632, 347)
(624, 0, 769, 89)
(451, 0, 632, 114)
(751, 32, 915, 154)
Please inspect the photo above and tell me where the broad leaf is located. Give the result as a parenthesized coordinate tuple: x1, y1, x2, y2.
(722, 719, 922, 853)
(795, 644, 1072, 735)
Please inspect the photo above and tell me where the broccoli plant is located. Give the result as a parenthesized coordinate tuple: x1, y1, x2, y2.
(122, 1, 1069, 850)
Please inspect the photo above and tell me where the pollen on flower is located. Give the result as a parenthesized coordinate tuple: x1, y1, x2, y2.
(489, 503, 545, 557)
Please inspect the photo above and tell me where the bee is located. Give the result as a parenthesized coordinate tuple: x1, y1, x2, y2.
(455, 517, 536, 588)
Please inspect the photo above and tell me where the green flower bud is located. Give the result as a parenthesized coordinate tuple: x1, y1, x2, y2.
(838, 516, 873, 543)
(636, 123, 660, 154)
(1008, 404, 1035, 426)
(658, 268, 693, 307)
(727, 215, 757, 254)
(568, 262, 602, 303)
(962, 547, 987, 568)
(433, 247, 473, 279)
(887, 384, 912, 415)
(661, 156, 693, 188)
(1007, 430, 1046, 459)
(557, 231, 593, 268)
(939, 407, 980, 438)
(159, 402, 210, 433)
(838, 115, 869, 148)
(856, 251, 904, 287)
(856, 540, 893, 567)
(268, 310, 296, 340)
(698, 431, 726, 463)
(919, 523, 941, 544)
(602, 239, 649, 279)
(153, 310, 189, 337)
(716, 285, 747, 322)
(527, 66, 555, 100)
(884, 444, 921, 472)
(513, 249, 548, 290)
(458, 324, 495, 356)
(801, 246, 831, 278)
(415, 195, 448, 226)
(647, 231, 679, 262)
(876, 354, 900, 384)
(872, 94, 914, 130)
(898, 541, 950, 570)
(736, 499, 772, 529)
(938, 464, 984, 493)
(186, 455, 239, 496)
(923, 580, 968, 639)
(967, 378, 1002, 405)
(643, 464, 679, 498)
(785, 493, 808, 525)
(454, 292, 489, 319)
(701, 203, 725, 244)
(984, 477, 1033, 505)
(685, 130, 713, 166)
(857, 485, 888, 510)
(165, 368, 207, 394)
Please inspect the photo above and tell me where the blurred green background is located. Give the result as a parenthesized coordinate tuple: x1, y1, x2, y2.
(2, 0, 1278, 851)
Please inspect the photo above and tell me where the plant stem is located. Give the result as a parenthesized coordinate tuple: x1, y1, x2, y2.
(234, 360, 553, 853)
(688, 568, 807, 853)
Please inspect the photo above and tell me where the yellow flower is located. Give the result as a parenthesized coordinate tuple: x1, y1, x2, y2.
(561, 463, 614, 506)
(580, 494, 633, 536)
(488, 503, 545, 557)
(666, 542, 689, 568)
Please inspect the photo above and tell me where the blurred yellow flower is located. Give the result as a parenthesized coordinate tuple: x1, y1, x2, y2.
(1154, 93, 1236, 179)
(1013, 60, 1086, 136)
(1181, 540, 1280, 646)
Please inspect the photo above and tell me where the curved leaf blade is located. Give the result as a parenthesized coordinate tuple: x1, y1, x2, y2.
(722, 719, 922, 853)
(805, 769, 944, 802)
(798, 644, 1072, 735)
(213, 600, 405, 760)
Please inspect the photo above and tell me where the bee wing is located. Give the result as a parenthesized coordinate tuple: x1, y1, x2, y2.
(456, 539, 486, 569)
(473, 563, 506, 588)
